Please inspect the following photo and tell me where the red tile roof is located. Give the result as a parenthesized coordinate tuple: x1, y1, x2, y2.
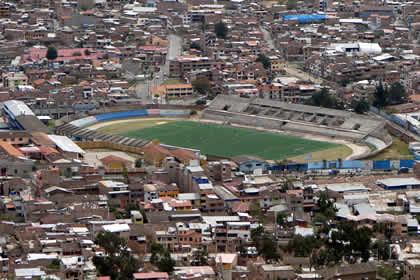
(133, 272, 169, 279)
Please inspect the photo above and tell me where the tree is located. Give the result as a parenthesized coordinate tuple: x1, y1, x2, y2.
(84, 49, 91, 56)
(93, 232, 138, 280)
(373, 82, 388, 108)
(316, 191, 336, 220)
(372, 239, 391, 261)
(122, 164, 128, 183)
(276, 212, 287, 225)
(214, 21, 228, 39)
(305, 88, 344, 110)
(192, 249, 208, 266)
(373, 222, 393, 240)
(286, 235, 322, 257)
(352, 99, 370, 114)
(135, 158, 143, 168)
(388, 82, 406, 105)
(189, 42, 201, 50)
(251, 226, 280, 260)
(256, 54, 271, 70)
(192, 78, 211, 95)
(151, 243, 175, 273)
(249, 200, 265, 223)
(46, 46, 58, 61)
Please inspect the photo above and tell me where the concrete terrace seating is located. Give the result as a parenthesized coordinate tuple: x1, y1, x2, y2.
(204, 95, 386, 141)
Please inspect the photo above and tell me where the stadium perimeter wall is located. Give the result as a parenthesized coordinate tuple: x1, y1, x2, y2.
(69, 109, 191, 128)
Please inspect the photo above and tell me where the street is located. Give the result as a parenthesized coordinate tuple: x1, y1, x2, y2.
(260, 26, 325, 85)
(133, 33, 183, 103)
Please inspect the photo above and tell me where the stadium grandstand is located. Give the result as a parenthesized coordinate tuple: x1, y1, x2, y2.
(3, 100, 49, 133)
(203, 95, 389, 144)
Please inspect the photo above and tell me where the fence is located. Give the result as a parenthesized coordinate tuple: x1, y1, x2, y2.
(370, 106, 420, 136)
(75, 141, 145, 154)
(268, 159, 415, 171)
(70, 109, 191, 128)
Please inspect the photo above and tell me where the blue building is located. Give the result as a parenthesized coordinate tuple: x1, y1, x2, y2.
(231, 155, 267, 174)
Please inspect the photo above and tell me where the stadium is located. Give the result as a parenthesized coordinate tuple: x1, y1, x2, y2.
(54, 95, 391, 161)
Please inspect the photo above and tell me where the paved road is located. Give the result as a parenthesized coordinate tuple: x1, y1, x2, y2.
(260, 26, 275, 50)
(133, 34, 183, 104)
(260, 26, 326, 85)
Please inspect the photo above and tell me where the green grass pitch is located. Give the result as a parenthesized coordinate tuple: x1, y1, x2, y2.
(121, 121, 340, 160)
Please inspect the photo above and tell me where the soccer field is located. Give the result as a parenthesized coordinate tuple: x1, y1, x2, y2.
(120, 121, 340, 160)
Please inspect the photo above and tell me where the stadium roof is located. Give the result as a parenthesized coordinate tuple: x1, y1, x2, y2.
(3, 100, 35, 117)
(48, 135, 85, 155)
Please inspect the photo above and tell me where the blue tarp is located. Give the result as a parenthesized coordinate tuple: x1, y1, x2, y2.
(282, 14, 326, 23)
(400, 160, 415, 168)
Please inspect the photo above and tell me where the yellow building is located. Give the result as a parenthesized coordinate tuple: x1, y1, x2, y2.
(269, 56, 285, 72)
(131, 210, 143, 224)
(151, 84, 193, 98)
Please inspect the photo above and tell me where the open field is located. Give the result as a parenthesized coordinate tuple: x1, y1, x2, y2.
(120, 120, 340, 160)
(367, 136, 413, 160)
(287, 145, 354, 162)
(96, 119, 176, 134)
(162, 79, 184, 85)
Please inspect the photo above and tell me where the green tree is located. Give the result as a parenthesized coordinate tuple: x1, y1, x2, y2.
(305, 88, 344, 110)
(256, 54, 271, 70)
(286, 235, 322, 257)
(214, 21, 228, 39)
(373, 82, 388, 108)
(377, 265, 403, 280)
(316, 191, 336, 220)
(276, 212, 287, 225)
(189, 42, 201, 50)
(373, 222, 393, 240)
(93, 232, 138, 280)
(387, 82, 406, 105)
(122, 164, 129, 183)
(84, 49, 91, 56)
(251, 226, 264, 242)
(192, 249, 208, 266)
(249, 200, 265, 223)
(46, 46, 58, 61)
(151, 243, 175, 273)
(251, 226, 280, 260)
(372, 239, 391, 261)
(135, 158, 143, 168)
(47, 258, 60, 270)
(352, 99, 370, 114)
(192, 78, 211, 95)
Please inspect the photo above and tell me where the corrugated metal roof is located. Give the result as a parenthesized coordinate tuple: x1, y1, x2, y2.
(3, 100, 35, 117)
(48, 135, 85, 154)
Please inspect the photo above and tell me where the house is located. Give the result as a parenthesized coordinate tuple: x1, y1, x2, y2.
(258, 265, 296, 280)
(150, 84, 194, 99)
(405, 259, 420, 280)
(100, 155, 134, 169)
(133, 272, 169, 280)
(321, 263, 376, 280)
(3, 72, 28, 89)
(214, 253, 238, 270)
(231, 155, 266, 174)
(143, 144, 173, 167)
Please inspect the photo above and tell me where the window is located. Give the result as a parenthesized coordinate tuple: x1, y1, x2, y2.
(14, 169, 17, 174)
(18, 138, 22, 141)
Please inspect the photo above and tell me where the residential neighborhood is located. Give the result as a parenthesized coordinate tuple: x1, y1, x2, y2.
(0, 0, 418, 279)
